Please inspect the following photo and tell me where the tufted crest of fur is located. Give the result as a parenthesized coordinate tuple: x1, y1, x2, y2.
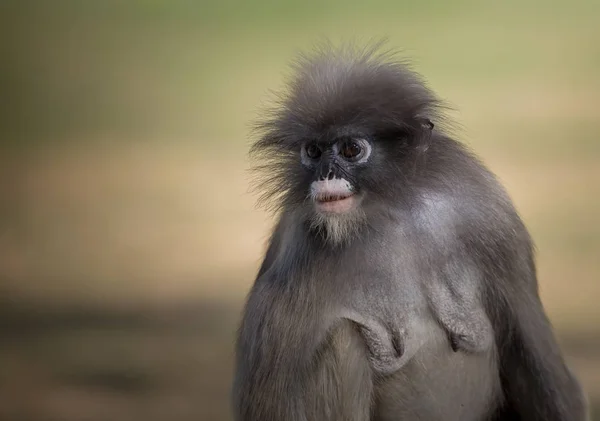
(249, 41, 448, 214)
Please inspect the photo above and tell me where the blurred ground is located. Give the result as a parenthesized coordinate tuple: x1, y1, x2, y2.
(0, 1, 599, 420)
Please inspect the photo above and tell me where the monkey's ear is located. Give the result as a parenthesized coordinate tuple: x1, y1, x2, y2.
(420, 118, 434, 131)
(378, 117, 434, 151)
(414, 117, 434, 154)
(413, 115, 434, 131)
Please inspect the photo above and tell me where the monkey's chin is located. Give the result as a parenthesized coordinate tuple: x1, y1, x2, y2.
(314, 194, 357, 214)
(308, 198, 365, 246)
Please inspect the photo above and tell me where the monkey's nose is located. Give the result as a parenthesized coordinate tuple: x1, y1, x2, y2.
(319, 167, 335, 181)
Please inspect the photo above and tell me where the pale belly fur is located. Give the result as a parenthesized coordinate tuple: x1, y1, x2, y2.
(372, 317, 501, 421)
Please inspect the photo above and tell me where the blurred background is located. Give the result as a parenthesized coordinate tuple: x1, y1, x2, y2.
(0, 0, 598, 420)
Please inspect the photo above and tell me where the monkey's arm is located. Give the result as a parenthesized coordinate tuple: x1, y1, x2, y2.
(497, 287, 588, 421)
(356, 322, 406, 376)
(341, 311, 407, 376)
(426, 272, 494, 354)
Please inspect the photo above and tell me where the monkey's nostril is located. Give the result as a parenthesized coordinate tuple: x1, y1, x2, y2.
(327, 171, 334, 180)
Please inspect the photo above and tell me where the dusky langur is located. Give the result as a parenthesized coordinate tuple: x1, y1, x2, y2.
(232, 42, 588, 421)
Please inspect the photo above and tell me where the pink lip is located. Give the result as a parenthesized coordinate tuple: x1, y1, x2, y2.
(314, 194, 356, 213)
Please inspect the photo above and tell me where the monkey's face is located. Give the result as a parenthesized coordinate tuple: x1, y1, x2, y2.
(301, 136, 371, 216)
(250, 45, 439, 244)
(295, 130, 410, 244)
(292, 123, 431, 244)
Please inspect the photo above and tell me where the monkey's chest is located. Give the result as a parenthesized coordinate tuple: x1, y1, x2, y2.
(371, 316, 501, 421)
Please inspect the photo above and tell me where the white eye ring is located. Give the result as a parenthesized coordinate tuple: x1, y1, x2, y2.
(301, 139, 372, 165)
(300, 143, 314, 166)
(344, 138, 371, 164)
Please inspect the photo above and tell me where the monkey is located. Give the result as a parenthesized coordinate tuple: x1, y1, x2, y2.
(231, 42, 588, 421)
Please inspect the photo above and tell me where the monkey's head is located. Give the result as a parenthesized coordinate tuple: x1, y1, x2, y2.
(250, 43, 444, 244)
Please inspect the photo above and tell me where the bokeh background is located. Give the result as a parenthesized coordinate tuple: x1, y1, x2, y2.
(1, 1, 599, 420)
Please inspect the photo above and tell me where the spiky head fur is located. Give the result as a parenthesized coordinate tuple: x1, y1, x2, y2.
(249, 41, 449, 245)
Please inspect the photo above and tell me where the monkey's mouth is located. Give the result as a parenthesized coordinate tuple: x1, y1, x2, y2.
(314, 193, 357, 213)
(316, 193, 353, 203)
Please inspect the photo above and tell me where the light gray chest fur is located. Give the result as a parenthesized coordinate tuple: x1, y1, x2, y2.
(314, 226, 500, 421)
(246, 215, 500, 421)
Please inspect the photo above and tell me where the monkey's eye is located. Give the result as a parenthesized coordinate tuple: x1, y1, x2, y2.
(340, 141, 363, 161)
(305, 143, 322, 159)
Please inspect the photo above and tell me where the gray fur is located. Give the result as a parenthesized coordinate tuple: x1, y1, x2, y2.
(233, 42, 588, 421)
